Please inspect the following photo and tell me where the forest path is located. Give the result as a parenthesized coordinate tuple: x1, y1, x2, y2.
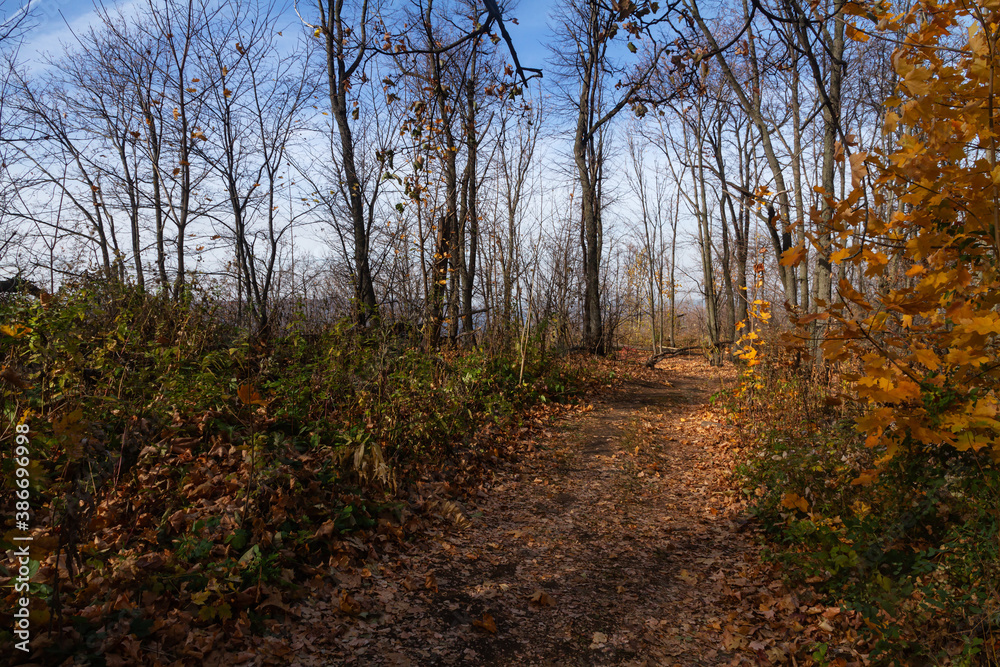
(285, 357, 773, 666)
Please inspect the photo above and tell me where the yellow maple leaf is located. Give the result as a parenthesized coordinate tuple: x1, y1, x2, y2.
(911, 347, 940, 370)
(962, 314, 1000, 336)
(846, 23, 869, 42)
(831, 247, 853, 264)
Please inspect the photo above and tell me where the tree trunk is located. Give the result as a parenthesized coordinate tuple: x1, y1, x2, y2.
(321, 0, 377, 325)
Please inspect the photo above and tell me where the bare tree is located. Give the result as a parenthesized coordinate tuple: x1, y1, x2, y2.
(195, 0, 316, 335)
(686, 0, 799, 308)
(626, 135, 662, 351)
(53, 19, 161, 289)
(550, 0, 671, 353)
(0, 0, 37, 277)
(313, 0, 381, 324)
(8, 73, 125, 281)
(496, 90, 542, 332)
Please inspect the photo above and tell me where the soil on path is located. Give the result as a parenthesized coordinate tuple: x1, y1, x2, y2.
(276, 357, 809, 666)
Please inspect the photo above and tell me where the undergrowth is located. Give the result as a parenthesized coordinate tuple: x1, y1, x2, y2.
(0, 278, 596, 664)
(727, 347, 1000, 666)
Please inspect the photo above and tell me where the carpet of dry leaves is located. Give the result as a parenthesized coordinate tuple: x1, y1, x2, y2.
(230, 354, 868, 666)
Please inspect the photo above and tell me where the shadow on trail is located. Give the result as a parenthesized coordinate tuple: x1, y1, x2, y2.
(281, 358, 752, 666)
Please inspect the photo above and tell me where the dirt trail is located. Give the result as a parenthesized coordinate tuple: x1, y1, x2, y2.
(285, 357, 767, 666)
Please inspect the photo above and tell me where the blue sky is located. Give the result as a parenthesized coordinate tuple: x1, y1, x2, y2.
(11, 0, 704, 296)
(18, 0, 559, 74)
(502, 0, 555, 75)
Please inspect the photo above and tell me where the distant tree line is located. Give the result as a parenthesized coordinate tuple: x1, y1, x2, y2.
(0, 0, 899, 356)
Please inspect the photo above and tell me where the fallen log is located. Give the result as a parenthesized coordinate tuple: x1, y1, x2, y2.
(645, 341, 734, 368)
(645, 346, 700, 367)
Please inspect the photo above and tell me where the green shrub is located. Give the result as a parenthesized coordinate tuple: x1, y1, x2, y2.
(731, 360, 1000, 665)
(0, 279, 594, 662)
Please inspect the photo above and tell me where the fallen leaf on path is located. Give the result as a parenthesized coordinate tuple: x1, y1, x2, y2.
(722, 625, 746, 650)
(677, 569, 698, 585)
(339, 590, 360, 615)
(472, 612, 497, 633)
(590, 631, 608, 649)
(529, 590, 555, 606)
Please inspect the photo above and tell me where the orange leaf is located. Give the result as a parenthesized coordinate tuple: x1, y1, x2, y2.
(851, 469, 880, 486)
(831, 247, 853, 264)
(845, 23, 869, 42)
(781, 492, 809, 513)
(237, 383, 266, 406)
(780, 244, 807, 267)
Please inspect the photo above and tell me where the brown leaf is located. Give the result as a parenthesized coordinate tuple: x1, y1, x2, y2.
(261, 593, 290, 612)
(0, 367, 28, 390)
(313, 520, 337, 540)
(529, 590, 555, 606)
(424, 572, 438, 592)
(721, 625, 745, 650)
(339, 589, 360, 615)
(822, 606, 842, 618)
(472, 612, 496, 633)
(849, 151, 869, 190)
(169, 436, 200, 454)
(237, 383, 267, 406)
(167, 509, 188, 532)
